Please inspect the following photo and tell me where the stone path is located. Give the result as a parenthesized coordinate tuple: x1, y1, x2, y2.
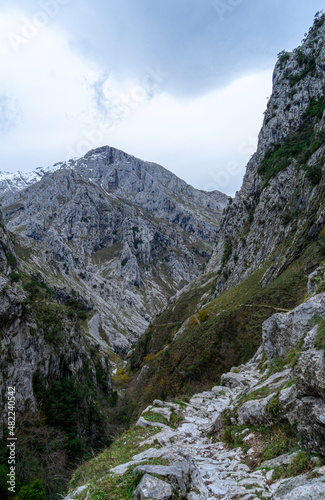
(123, 352, 272, 499)
(128, 349, 325, 499)
(65, 347, 325, 499)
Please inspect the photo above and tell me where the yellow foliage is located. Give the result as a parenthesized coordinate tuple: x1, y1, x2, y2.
(189, 316, 198, 325)
(198, 308, 209, 323)
(144, 353, 157, 363)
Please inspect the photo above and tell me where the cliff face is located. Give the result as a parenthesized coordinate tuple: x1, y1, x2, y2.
(0, 210, 113, 495)
(209, 14, 325, 294)
(0, 147, 228, 355)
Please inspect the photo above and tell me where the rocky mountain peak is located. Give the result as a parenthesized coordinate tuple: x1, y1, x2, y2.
(0, 147, 228, 354)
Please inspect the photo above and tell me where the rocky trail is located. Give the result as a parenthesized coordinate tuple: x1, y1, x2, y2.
(65, 290, 325, 500)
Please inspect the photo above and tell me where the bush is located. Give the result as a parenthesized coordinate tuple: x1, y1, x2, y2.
(305, 164, 323, 185)
(6, 252, 17, 269)
(317, 234, 325, 256)
(277, 50, 290, 69)
(222, 241, 233, 266)
(189, 316, 198, 326)
(197, 309, 208, 323)
(8, 271, 20, 283)
(315, 317, 325, 355)
(19, 479, 46, 500)
(77, 310, 87, 320)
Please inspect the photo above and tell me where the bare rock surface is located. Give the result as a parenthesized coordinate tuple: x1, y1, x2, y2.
(0, 147, 228, 355)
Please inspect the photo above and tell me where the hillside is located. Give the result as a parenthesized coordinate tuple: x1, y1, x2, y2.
(123, 11, 325, 412)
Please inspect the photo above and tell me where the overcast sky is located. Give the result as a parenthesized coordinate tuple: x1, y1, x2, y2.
(0, 1, 324, 195)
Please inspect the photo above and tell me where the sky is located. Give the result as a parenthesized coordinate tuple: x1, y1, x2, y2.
(0, 1, 324, 196)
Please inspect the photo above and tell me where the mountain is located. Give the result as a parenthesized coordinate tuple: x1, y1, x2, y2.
(0, 147, 228, 355)
(2, 12, 325, 500)
(0, 163, 64, 196)
(0, 147, 228, 496)
(125, 12, 325, 410)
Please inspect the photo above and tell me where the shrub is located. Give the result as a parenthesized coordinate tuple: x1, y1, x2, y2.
(189, 316, 198, 326)
(222, 241, 233, 266)
(315, 317, 325, 355)
(304, 164, 323, 185)
(317, 233, 325, 256)
(277, 50, 290, 69)
(77, 310, 87, 320)
(8, 271, 20, 283)
(18, 479, 46, 500)
(6, 252, 17, 269)
(197, 309, 209, 323)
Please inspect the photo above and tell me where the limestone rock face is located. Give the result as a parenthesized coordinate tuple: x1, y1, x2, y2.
(262, 294, 325, 359)
(0, 215, 111, 445)
(233, 293, 325, 456)
(208, 16, 325, 296)
(0, 147, 228, 354)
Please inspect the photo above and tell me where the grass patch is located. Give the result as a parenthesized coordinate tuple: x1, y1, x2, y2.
(260, 424, 299, 461)
(142, 410, 168, 426)
(272, 451, 313, 480)
(69, 426, 162, 491)
(315, 316, 325, 355)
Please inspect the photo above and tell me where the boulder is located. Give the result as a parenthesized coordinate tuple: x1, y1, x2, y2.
(262, 294, 325, 360)
(237, 394, 276, 426)
(271, 467, 325, 499)
(133, 474, 173, 499)
(221, 372, 250, 388)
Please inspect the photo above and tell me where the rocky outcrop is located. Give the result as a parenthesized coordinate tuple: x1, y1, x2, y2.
(262, 294, 325, 359)
(0, 211, 112, 477)
(208, 14, 325, 295)
(0, 147, 228, 354)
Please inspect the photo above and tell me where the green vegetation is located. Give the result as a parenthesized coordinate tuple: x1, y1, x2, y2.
(126, 240, 317, 417)
(277, 50, 290, 69)
(258, 97, 325, 186)
(222, 240, 233, 266)
(6, 251, 17, 269)
(32, 372, 109, 459)
(18, 479, 46, 500)
(69, 426, 163, 497)
(315, 316, 325, 355)
(272, 451, 313, 480)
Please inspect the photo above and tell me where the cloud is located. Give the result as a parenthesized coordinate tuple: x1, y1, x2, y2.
(0, 93, 21, 134)
(0, 0, 324, 195)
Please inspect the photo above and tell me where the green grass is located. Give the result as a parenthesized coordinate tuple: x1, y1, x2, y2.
(69, 426, 162, 492)
(260, 424, 299, 461)
(272, 451, 313, 480)
(142, 410, 168, 426)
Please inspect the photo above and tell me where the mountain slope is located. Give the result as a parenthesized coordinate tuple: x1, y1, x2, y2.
(123, 12, 325, 413)
(0, 210, 113, 498)
(0, 147, 228, 355)
(208, 14, 325, 293)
